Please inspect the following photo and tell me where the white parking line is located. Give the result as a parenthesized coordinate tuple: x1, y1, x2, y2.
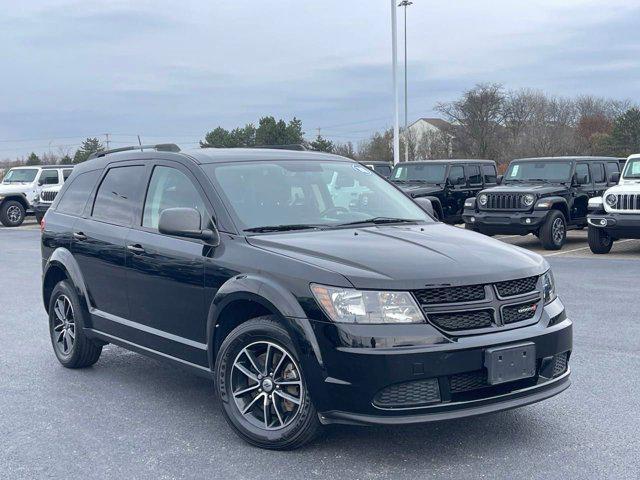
(544, 239, 636, 257)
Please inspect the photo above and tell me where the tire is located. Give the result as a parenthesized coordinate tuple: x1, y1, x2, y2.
(464, 223, 477, 232)
(35, 212, 44, 224)
(588, 226, 613, 254)
(215, 316, 321, 450)
(48, 280, 102, 368)
(0, 200, 26, 227)
(539, 210, 566, 250)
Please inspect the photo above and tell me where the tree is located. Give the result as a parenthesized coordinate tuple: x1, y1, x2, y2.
(309, 135, 334, 153)
(26, 152, 41, 165)
(333, 141, 356, 159)
(358, 129, 393, 162)
(73, 137, 104, 164)
(255, 116, 305, 146)
(606, 108, 640, 156)
(60, 154, 72, 164)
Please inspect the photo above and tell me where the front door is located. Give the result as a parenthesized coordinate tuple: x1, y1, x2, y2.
(445, 165, 468, 220)
(124, 163, 210, 363)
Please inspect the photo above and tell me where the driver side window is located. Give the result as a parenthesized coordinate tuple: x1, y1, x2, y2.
(448, 166, 465, 186)
(575, 164, 590, 185)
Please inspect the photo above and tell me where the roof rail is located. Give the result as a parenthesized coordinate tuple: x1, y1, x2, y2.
(88, 143, 181, 160)
(251, 144, 308, 151)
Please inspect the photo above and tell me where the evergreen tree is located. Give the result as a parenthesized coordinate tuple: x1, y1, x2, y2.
(73, 138, 104, 164)
(309, 135, 334, 153)
(26, 152, 41, 165)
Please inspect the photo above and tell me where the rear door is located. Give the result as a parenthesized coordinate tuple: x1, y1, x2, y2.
(71, 163, 147, 322)
(591, 162, 607, 197)
(124, 162, 209, 362)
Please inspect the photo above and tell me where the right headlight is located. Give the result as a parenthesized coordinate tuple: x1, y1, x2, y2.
(478, 194, 488, 206)
(523, 194, 536, 207)
(542, 270, 557, 304)
(310, 284, 425, 324)
(605, 194, 617, 207)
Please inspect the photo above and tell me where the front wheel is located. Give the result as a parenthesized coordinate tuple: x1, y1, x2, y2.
(0, 200, 26, 227)
(539, 210, 566, 250)
(588, 226, 613, 254)
(215, 316, 321, 450)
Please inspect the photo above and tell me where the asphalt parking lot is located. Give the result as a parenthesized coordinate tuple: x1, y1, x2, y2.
(1, 221, 639, 479)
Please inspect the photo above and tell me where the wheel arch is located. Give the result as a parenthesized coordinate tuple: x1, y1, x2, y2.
(424, 196, 444, 220)
(42, 248, 91, 317)
(537, 196, 569, 220)
(1, 194, 30, 211)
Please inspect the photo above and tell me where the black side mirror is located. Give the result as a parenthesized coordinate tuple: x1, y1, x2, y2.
(610, 172, 620, 183)
(159, 207, 218, 245)
(496, 175, 503, 185)
(413, 197, 435, 217)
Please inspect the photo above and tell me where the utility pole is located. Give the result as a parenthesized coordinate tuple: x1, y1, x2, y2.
(391, 0, 400, 166)
(399, 0, 412, 163)
(316, 127, 322, 138)
(104, 133, 111, 150)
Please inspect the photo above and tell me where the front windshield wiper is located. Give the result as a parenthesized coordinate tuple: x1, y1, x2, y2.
(337, 217, 420, 227)
(244, 224, 326, 233)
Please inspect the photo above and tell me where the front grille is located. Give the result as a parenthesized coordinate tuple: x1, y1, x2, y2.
(502, 301, 539, 324)
(40, 190, 58, 202)
(373, 378, 441, 408)
(485, 193, 527, 211)
(495, 276, 538, 297)
(413, 284, 485, 305)
(428, 309, 493, 331)
(552, 352, 568, 377)
(612, 193, 640, 211)
(450, 370, 488, 393)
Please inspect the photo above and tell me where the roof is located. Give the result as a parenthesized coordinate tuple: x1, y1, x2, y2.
(513, 156, 623, 162)
(359, 161, 392, 166)
(410, 117, 451, 130)
(394, 159, 496, 166)
(10, 164, 74, 169)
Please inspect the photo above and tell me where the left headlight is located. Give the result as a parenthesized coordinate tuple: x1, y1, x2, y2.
(478, 194, 488, 206)
(523, 194, 536, 207)
(542, 270, 557, 304)
(310, 284, 425, 324)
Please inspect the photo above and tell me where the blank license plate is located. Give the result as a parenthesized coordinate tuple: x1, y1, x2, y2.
(484, 342, 536, 385)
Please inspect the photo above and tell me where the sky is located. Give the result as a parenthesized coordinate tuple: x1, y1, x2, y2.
(0, 0, 639, 160)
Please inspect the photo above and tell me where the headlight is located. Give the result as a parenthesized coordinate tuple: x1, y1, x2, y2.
(523, 194, 535, 207)
(478, 194, 488, 206)
(605, 194, 617, 206)
(542, 270, 557, 304)
(310, 284, 425, 324)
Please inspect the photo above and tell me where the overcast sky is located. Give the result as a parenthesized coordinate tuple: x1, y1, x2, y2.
(1, 0, 638, 159)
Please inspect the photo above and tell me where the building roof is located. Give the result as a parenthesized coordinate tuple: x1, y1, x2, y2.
(410, 117, 451, 130)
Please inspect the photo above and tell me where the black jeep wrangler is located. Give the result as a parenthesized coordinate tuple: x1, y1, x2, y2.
(390, 159, 499, 223)
(463, 156, 623, 250)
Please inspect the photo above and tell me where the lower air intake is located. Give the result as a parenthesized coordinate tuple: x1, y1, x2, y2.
(373, 378, 441, 408)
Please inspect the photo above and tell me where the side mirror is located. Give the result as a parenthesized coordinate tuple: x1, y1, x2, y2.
(496, 175, 503, 185)
(610, 172, 620, 184)
(158, 207, 218, 244)
(413, 197, 435, 217)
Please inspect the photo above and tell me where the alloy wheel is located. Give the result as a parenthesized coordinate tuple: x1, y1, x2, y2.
(7, 205, 21, 223)
(231, 341, 303, 431)
(52, 295, 76, 355)
(552, 217, 565, 244)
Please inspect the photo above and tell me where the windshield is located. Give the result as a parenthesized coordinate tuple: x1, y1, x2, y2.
(505, 161, 572, 182)
(204, 161, 432, 231)
(391, 163, 447, 183)
(3, 168, 38, 183)
(623, 158, 640, 179)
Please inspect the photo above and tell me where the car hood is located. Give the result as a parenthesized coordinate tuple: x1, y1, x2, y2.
(0, 183, 32, 195)
(392, 182, 444, 196)
(482, 183, 566, 196)
(247, 224, 547, 290)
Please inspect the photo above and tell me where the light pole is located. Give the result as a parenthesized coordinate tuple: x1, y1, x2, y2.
(390, 0, 400, 165)
(399, 0, 412, 162)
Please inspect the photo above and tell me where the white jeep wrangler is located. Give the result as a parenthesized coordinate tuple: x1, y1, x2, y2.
(587, 154, 640, 253)
(0, 165, 73, 227)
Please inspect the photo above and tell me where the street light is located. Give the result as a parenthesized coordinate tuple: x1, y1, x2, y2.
(390, 1, 400, 166)
(398, 0, 412, 163)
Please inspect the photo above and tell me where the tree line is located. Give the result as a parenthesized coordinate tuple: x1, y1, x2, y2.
(3, 84, 639, 169)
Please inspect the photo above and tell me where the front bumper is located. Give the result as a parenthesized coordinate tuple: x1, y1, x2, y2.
(463, 208, 548, 234)
(588, 213, 640, 239)
(300, 299, 572, 425)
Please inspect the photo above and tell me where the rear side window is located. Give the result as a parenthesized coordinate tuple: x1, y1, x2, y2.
(592, 163, 606, 183)
(466, 165, 482, 185)
(482, 165, 498, 184)
(39, 170, 59, 185)
(56, 171, 101, 217)
(92, 166, 146, 226)
(448, 166, 465, 186)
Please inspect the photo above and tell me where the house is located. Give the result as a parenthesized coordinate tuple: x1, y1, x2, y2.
(405, 117, 455, 158)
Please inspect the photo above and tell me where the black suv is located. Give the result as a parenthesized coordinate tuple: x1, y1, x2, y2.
(41, 145, 572, 449)
(463, 156, 623, 250)
(360, 161, 392, 178)
(390, 159, 499, 223)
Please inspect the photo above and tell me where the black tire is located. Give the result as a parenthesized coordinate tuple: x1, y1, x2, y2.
(0, 200, 26, 227)
(35, 212, 44, 224)
(215, 316, 321, 450)
(588, 226, 613, 254)
(464, 222, 477, 232)
(48, 280, 102, 368)
(539, 210, 566, 250)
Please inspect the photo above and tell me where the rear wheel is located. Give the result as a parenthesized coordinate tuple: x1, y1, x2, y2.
(48, 280, 102, 368)
(0, 200, 26, 227)
(588, 226, 613, 254)
(215, 316, 321, 450)
(540, 210, 566, 250)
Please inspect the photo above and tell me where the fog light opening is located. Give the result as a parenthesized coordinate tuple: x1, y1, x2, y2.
(599, 219, 607, 226)
(470, 217, 476, 223)
(525, 218, 532, 224)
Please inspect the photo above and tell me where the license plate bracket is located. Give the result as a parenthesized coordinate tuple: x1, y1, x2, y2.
(484, 342, 536, 385)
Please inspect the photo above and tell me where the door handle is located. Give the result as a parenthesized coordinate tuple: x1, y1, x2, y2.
(127, 244, 146, 255)
(73, 232, 87, 241)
